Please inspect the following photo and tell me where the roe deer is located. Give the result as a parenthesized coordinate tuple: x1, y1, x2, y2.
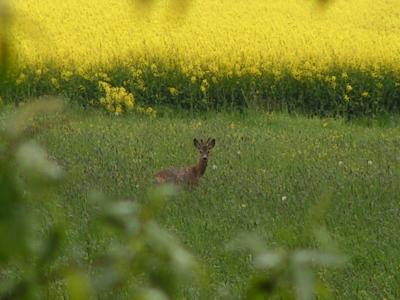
(154, 138, 216, 186)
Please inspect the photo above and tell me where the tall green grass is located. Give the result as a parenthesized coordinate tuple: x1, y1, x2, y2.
(27, 108, 400, 298)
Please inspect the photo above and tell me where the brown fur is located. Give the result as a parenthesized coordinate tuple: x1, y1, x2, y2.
(155, 138, 215, 187)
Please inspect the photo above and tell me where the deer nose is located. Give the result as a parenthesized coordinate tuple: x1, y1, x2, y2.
(202, 155, 208, 161)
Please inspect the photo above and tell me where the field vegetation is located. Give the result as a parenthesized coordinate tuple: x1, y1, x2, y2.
(2, 105, 399, 298)
(27, 109, 400, 298)
(2, 0, 400, 116)
(0, 0, 399, 298)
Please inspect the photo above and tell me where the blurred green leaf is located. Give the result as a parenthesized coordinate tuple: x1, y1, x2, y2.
(16, 141, 63, 182)
(227, 232, 268, 254)
(146, 222, 197, 274)
(4, 97, 64, 139)
(103, 199, 140, 233)
(253, 252, 283, 269)
(293, 263, 314, 300)
(141, 184, 178, 221)
(292, 250, 347, 267)
(37, 227, 64, 267)
(133, 288, 169, 300)
(66, 270, 95, 300)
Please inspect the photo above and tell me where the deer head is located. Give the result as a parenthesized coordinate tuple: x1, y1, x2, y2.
(193, 137, 215, 164)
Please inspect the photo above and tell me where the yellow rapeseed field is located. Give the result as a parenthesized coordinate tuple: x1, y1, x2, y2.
(9, 0, 400, 71)
(3, 0, 400, 116)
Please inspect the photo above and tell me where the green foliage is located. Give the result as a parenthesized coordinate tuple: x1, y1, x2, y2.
(228, 192, 347, 300)
(0, 99, 64, 299)
(2, 64, 399, 118)
(0, 101, 202, 299)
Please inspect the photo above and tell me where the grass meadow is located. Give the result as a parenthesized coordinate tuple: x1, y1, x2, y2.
(23, 107, 399, 298)
(1, 0, 400, 298)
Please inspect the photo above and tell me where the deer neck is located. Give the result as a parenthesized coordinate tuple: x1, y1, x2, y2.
(195, 158, 208, 177)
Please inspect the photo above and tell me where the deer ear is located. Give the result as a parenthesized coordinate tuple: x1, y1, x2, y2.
(193, 138, 200, 149)
(208, 138, 215, 149)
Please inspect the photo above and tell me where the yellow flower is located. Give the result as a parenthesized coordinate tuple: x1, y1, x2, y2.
(99, 82, 135, 114)
(344, 95, 350, 102)
(361, 91, 369, 97)
(61, 70, 73, 81)
(168, 87, 179, 96)
(115, 105, 122, 115)
(16, 73, 26, 85)
(146, 107, 157, 117)
(106, 104, 113, 112)
(136, 106, 156, 117)
(126, 99, 134, 110)
(98, 72, 110, 82)
(51, 78, 60, 88)
(346, 84, 352, 92)
(200, 79, 209, 93)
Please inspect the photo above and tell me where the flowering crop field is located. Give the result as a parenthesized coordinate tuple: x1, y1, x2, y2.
(3, 0, 400, 116)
